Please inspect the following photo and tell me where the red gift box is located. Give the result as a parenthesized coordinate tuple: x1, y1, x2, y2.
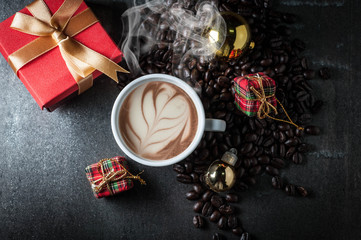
(85, 156, 146, 198)
(0, 0, 123, 110)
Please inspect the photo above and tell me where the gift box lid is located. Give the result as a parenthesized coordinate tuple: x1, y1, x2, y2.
(0, 0, 123, 109)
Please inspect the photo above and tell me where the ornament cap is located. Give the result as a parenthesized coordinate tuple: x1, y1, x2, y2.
(221, 148, 238, 166)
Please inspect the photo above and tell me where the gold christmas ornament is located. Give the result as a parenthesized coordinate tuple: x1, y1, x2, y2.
(205, 148, 239, 192)
(204, 12, 253, 60)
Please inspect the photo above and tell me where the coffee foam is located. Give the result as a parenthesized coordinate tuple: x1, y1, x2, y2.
(119, 81, 198, 160)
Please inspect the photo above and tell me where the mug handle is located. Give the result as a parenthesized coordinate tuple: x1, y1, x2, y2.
(205, 119, 226, 132)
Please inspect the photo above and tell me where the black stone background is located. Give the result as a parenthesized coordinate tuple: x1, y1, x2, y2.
(1, 0, 360, 239)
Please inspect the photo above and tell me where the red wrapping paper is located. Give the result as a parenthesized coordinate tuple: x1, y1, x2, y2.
(0, 0, 123, 110)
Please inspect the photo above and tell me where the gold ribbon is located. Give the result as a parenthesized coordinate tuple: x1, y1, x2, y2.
(92, 158, 146, 194)
(250, 74, 304, 131)
(8, 0, 128, 94)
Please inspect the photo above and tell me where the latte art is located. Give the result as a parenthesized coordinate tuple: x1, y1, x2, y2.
(119, 81, 198, 160)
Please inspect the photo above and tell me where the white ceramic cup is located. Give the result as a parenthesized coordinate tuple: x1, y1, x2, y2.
(111, 74, 226, 167)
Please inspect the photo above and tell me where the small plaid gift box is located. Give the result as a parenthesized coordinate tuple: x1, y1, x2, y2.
(85, 156, 145, 198)
(233, 72, 277, 118)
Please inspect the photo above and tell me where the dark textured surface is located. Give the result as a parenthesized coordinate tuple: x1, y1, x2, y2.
(0, 0, 360, 240)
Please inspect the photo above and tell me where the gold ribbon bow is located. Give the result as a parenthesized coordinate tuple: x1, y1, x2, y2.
(8, 0, 128, 94)
(92, 158, 146, 194)
(250, 74, 304, 131)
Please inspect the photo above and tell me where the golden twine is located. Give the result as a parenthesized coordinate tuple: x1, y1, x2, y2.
(249, 74, 304, 131)
(92, 158, 146, 194)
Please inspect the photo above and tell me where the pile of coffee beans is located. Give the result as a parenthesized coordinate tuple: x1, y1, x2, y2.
(118, 0, 326, 239)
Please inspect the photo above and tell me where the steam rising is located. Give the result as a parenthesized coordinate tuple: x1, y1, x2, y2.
(121, 0, 226, 79)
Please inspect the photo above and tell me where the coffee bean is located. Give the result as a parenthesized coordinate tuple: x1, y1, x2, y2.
(257, 155, 270, 165)
(240, 232, 250, 240)
(202, 190, 214, 202)
(286, 146, 296, 159)
(217, 216, 227, 229)
(210, 210, 222, 222)
(176, 174, 192, 184)
(319, 67, 331, 79)
(219, 204, 235, 215)
(232, 226, 244, 236)
(226, 193, 239, 203)
(202, 201, 213, 217)
(285, 184, 296, 196)
(193, 184, 205, 194)
(292, 152, 303, 164)
(186, 190, 200, 200)
(279, 131, 287, 143)
(184, 162, 193, 173)
(298, 143, 309, 153)
(249, 165, 262, 175)
(296, 186, 309, 197)
(278, 123, 291, 131)
(173, 164, 185, 173)
(279, 144, 286, 158)
(213, 233, 225, 240)
(285, 138, 298, 147)
(305, 125, 321, 135)
(245, 133, 258, 142)
(270, 158, 286, 169)
(271, 176, 283, 189)
(211, 194, 224, 208)
(227, 214, 238, 229)
(193, 201, 204, 213)
(193, 215, 204, 228)
(265, 166, 279, 176)
(190, 172, 200, 183)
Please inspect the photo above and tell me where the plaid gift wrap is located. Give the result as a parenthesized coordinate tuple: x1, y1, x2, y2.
(233, 72, 277, 118)
(85, 156, 145, 198)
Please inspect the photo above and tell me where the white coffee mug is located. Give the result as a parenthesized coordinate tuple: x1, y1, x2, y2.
(111, 74, 226, 167)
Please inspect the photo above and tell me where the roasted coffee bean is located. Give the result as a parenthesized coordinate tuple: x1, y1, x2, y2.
(278, 123, 291, 131)
(190, 172, 200, 182)
(285, 129, 294, 138)
(202, 190, 214, 202)
(285, 184, 296, 196)
(193, 200, 204, 213)
(217, 216, 227, 229)
(211, 194, 224, 208)
(232, 226, 244, 236)
(298, 143, 309, 153)
(279, 131, 287, 143)
(271, 176, 283, 189)
(245, 133, 258, 142)
(305, 125, 321, 135)
(176, 174, 192, 183)
(319, 67, 331, 79)
(226, 193, 239, 203)
(249, 165, 262, 175)
(219, 204, 235, 215)
(202, 201, 213, 217)
(240, 142, 253, 154)
(270, 158, 286, 169)
(184, 162, 193, 173)
(285, 138, 298, 147)
(240, 232, 250, 240)
(286, 146, 297, 159)
(279, 144, 286, 157)
(296, 186, 309, 197)
(193, 215, 204, 228)
(193, 183, 204, 194)
(173, 164, 185, 173)
(186, 190, 200, 200)
(304, 69, 315, 80)
(265, 166, 280, 176)
(257, 155, 270, 164)
(292, 152, 303, 164)
(227, 214, 238, 229)
(213, 233, 225, 240)
(210, 210, 222, 222)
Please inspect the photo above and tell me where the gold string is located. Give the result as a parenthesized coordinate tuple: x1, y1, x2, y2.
(249, 74, 304, 131)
